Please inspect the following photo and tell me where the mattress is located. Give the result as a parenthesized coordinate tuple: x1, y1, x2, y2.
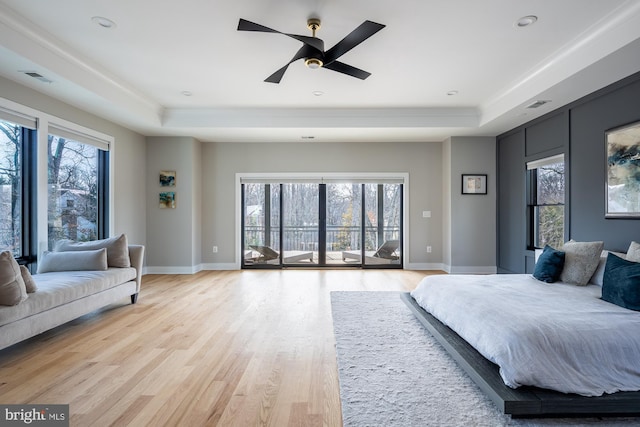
(410, 274, 640, 396)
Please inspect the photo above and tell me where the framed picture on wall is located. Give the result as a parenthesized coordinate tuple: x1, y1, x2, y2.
(606, 120, 640, 218)
(160, 170, 176, 187)
(461, 174, 487, 195)
(159, 192, 176, 209)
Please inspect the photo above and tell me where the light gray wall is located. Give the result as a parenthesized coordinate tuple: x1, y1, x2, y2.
(201, 140, 444, 269)
(145, 136, 202, 271)
(1, 76, 147, 246)
(447, 136, 497, 272)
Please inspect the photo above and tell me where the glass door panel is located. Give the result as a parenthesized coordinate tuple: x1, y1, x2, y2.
(243, 183, 282, 265)
(281, 183, 318, 265)
(327, 183, 362, 265)
(364, 184, 401, 266)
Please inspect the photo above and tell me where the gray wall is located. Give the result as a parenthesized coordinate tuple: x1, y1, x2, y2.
(145, 137, 202, 272)
(200, 140, 446, 269)
(497, 71, 640, 273)
(1, 76, 147, 247)
(447, 137, 497, 272)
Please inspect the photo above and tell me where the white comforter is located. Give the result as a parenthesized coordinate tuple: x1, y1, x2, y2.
(410, 274, 640, 396)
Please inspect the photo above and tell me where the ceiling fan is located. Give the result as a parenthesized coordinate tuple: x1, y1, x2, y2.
(237, 17, 385, 84)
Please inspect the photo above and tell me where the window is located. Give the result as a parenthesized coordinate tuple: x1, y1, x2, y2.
(0, 117, 36, 261)
(47, 135, 104, 248)
(527, 155, 565, 249)
(0, 102, 111, 266)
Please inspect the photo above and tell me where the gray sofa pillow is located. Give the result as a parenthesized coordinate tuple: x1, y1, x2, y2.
(627, 241, 640, 263)
(0, 251, 28, 306)
(560, 240, 604, 285)
(37, 248, 108, 273)
(54, 234, 130, 268)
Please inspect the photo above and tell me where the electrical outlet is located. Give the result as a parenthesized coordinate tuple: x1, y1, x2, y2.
(422, 210, 431, 218)
(212, 246, 218, 253)
(427, 246, 432, 253)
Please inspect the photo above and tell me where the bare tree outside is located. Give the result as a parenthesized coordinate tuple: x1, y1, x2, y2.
(47, 135, 99, 249)
(0, 120, 22, 256)
(535, 161, 565, 249)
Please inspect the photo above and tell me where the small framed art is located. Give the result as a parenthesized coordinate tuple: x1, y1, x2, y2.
(159, 192, 176, 209)
(461, 174, 487, 195)
(160, 170, 176, 187)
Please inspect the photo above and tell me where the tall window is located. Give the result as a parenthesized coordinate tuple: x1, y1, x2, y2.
(0, 117, 36, 261)
(47, 135, 104, 248)
(527, 155, 565, 249)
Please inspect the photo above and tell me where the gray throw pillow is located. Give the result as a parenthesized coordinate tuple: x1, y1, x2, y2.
(20, 265, 37, 293)
(37, 248, 108, 273)
(559, 240, 604, 285)
(54, 234, 130, 268)
(627, 241, 640, 263)
(0, 251, 28, 306)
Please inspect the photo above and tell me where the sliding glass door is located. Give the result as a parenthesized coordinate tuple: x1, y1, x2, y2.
(242, 180, 402, 268)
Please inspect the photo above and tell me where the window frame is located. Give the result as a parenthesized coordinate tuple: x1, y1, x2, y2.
(526, 154, 566, 250)
(0, 98, 114, 268)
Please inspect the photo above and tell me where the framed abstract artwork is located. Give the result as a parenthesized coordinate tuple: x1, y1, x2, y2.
(606, 121, 640, 218)
(160, 170, 176, 187)
(159, 192, 176, 209)
(461, 174, 487, 195)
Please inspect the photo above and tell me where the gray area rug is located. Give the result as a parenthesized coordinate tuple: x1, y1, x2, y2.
(331, 291, 640, 427)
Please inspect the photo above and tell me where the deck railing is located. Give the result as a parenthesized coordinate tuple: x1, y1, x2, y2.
(244, 225, 400, 251)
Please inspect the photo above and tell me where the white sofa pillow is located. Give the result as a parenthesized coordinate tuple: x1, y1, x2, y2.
(37, 248, 108, 273)
(627, 241, 640, 263)
(54, 234, 130, 268)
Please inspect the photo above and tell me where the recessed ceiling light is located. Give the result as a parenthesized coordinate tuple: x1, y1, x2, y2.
(312, 91, 324, 97)
(526, 100, 551, 109)
(91, 16, 116, 29)
(181, 91, 193, 97)
(515, 15, 538, 28)
(447, 90, 458, 96)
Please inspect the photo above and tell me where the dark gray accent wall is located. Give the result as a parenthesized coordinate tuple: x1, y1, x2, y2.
(497, 71, 640, 273)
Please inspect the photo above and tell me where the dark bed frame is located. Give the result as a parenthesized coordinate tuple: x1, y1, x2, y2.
(400, 292, 640, 418)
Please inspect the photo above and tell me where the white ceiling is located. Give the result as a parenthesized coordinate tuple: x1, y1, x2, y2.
(1, 0, 640, 143)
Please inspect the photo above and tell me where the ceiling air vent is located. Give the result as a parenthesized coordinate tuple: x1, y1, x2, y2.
(19, 71, 53, 83)
(526, 100, 551, 109)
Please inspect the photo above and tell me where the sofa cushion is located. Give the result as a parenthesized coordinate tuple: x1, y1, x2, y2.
(20, 266, 37, 293)
(0, 251, 28, 306)
(627, 241, 640, 263)
(54, 234, 130, 268)
(0, 267, 137, 327)
(37, 249, 108, 273)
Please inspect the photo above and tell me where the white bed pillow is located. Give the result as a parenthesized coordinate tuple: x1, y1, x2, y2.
(589, 250, 627, 286)
(37, 248, 108, 273)
(559, 240, 604, 285)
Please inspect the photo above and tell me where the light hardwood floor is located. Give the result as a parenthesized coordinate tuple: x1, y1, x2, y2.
(0, 269, 437, 426)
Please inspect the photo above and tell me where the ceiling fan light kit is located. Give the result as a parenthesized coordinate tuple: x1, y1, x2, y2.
(237, 17, 385, 83)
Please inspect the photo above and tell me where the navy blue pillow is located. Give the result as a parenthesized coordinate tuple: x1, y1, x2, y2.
(533, 245, 565, 283)
(602, 253, 640, 311)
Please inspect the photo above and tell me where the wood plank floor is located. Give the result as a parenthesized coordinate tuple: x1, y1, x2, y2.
(0, 269, 437, 426)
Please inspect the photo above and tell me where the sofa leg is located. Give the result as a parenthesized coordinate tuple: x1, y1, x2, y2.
(131, 293, 138, 304)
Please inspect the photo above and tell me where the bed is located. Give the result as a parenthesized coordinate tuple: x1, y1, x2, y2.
(403, 241, 640, 417)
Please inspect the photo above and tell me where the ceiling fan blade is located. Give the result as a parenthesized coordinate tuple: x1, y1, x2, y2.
(264, 45, 315, 84)
(238, 19, 325, 52)
(324, 21, 385, 65)
(323, 61, 371, 80)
